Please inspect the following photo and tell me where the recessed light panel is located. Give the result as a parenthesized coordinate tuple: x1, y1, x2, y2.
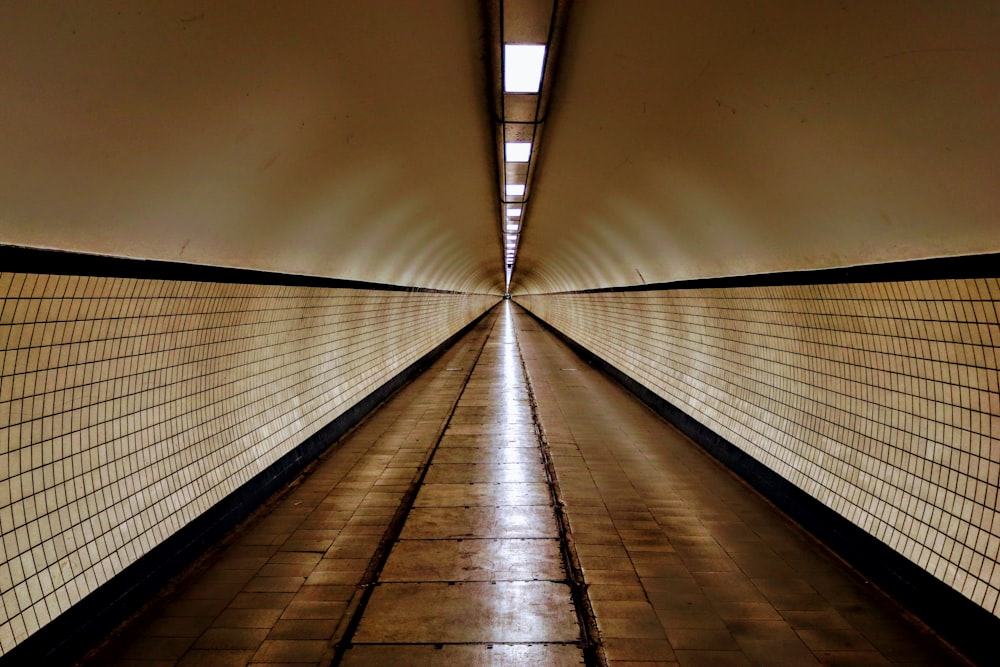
(505, 142, 531, 162)
(505, 184, 526, 197)
(506, 207, 522, 218)
(504, 44, 546, 93)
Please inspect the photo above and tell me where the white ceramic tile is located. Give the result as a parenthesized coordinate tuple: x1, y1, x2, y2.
(0, 272, 494, 656)
(520, 278, 1000, 617)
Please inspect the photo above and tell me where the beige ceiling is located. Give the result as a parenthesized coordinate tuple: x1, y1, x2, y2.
(0, 1, 502, 293)
(1, 2, 998, 296)
(514, 1, 1000, 293)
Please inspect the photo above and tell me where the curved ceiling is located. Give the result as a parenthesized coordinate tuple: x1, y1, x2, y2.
(513, 1, 1000, 293)
(0, 2, 502, 294)
(2, 2, 998, 296)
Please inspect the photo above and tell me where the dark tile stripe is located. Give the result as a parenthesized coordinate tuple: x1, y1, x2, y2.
(526, 252, 1000, 295)
(0, 244, 470, 294)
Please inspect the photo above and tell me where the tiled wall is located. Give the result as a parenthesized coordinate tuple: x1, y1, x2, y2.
(518, 278, 1000, 617)
(0, 271, 495, 655)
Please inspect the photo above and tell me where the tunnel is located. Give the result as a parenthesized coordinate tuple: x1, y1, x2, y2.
(0, 1, 998, 665)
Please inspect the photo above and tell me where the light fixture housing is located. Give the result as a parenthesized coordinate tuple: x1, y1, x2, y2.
(491, 1, 568, 293)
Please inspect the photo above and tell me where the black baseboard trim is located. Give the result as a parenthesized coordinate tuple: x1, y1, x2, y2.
(2, 304, 497, 666)
(517, 302, 998, 667)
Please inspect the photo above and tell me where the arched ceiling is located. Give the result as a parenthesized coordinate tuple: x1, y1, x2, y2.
(0, 2, 503, 294)
(2, 2, 998, 296)
(513, 1, 1000, 293)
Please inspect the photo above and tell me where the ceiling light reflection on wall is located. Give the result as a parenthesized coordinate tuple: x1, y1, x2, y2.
(504, 44, 546, 93)
(504, 142, 531, 162)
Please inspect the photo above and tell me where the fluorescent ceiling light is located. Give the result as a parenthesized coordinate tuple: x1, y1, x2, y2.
(506, 224, 519, 232)
(505, 142, 531, 162)
(506, 207, 522, 217)
(505, 184, 526, 197)
(504, 44, 546, 93)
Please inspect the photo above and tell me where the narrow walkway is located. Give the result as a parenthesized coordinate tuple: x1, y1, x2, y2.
(334, 301, 587, 665)
(82, 302, 969, 666)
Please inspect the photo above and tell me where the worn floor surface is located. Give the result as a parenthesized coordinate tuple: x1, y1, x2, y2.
(82, 302, 970, 666)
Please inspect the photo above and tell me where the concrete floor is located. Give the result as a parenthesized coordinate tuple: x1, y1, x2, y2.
(83, 303, 970, 666)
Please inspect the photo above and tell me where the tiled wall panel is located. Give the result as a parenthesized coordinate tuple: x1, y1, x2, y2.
(0, 272, 495, 655)
(518, 279, 1000, 617)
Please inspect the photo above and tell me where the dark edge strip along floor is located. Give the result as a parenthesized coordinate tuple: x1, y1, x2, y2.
(1, 305, 499, 667)
(325, 312, 498, 666)
(517, 329, 608, 667)
(516, 301, 996, 667)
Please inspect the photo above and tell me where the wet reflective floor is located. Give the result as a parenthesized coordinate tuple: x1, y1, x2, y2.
(341, 303, 587, 664)
(84, 302, 970, 666)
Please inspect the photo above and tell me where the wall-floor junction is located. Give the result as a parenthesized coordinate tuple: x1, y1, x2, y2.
(0, 269, 494, 656)
(518, 276, 1000, 623)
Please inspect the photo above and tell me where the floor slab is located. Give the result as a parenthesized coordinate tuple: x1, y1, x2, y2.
(422, 462, 548, 484)
(339, 642, 584, 666)
(352, 581, 580, 644)
(400, 505, 560, 540)
(380, 538, 565, 582)
(413, 482, 551, 507)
